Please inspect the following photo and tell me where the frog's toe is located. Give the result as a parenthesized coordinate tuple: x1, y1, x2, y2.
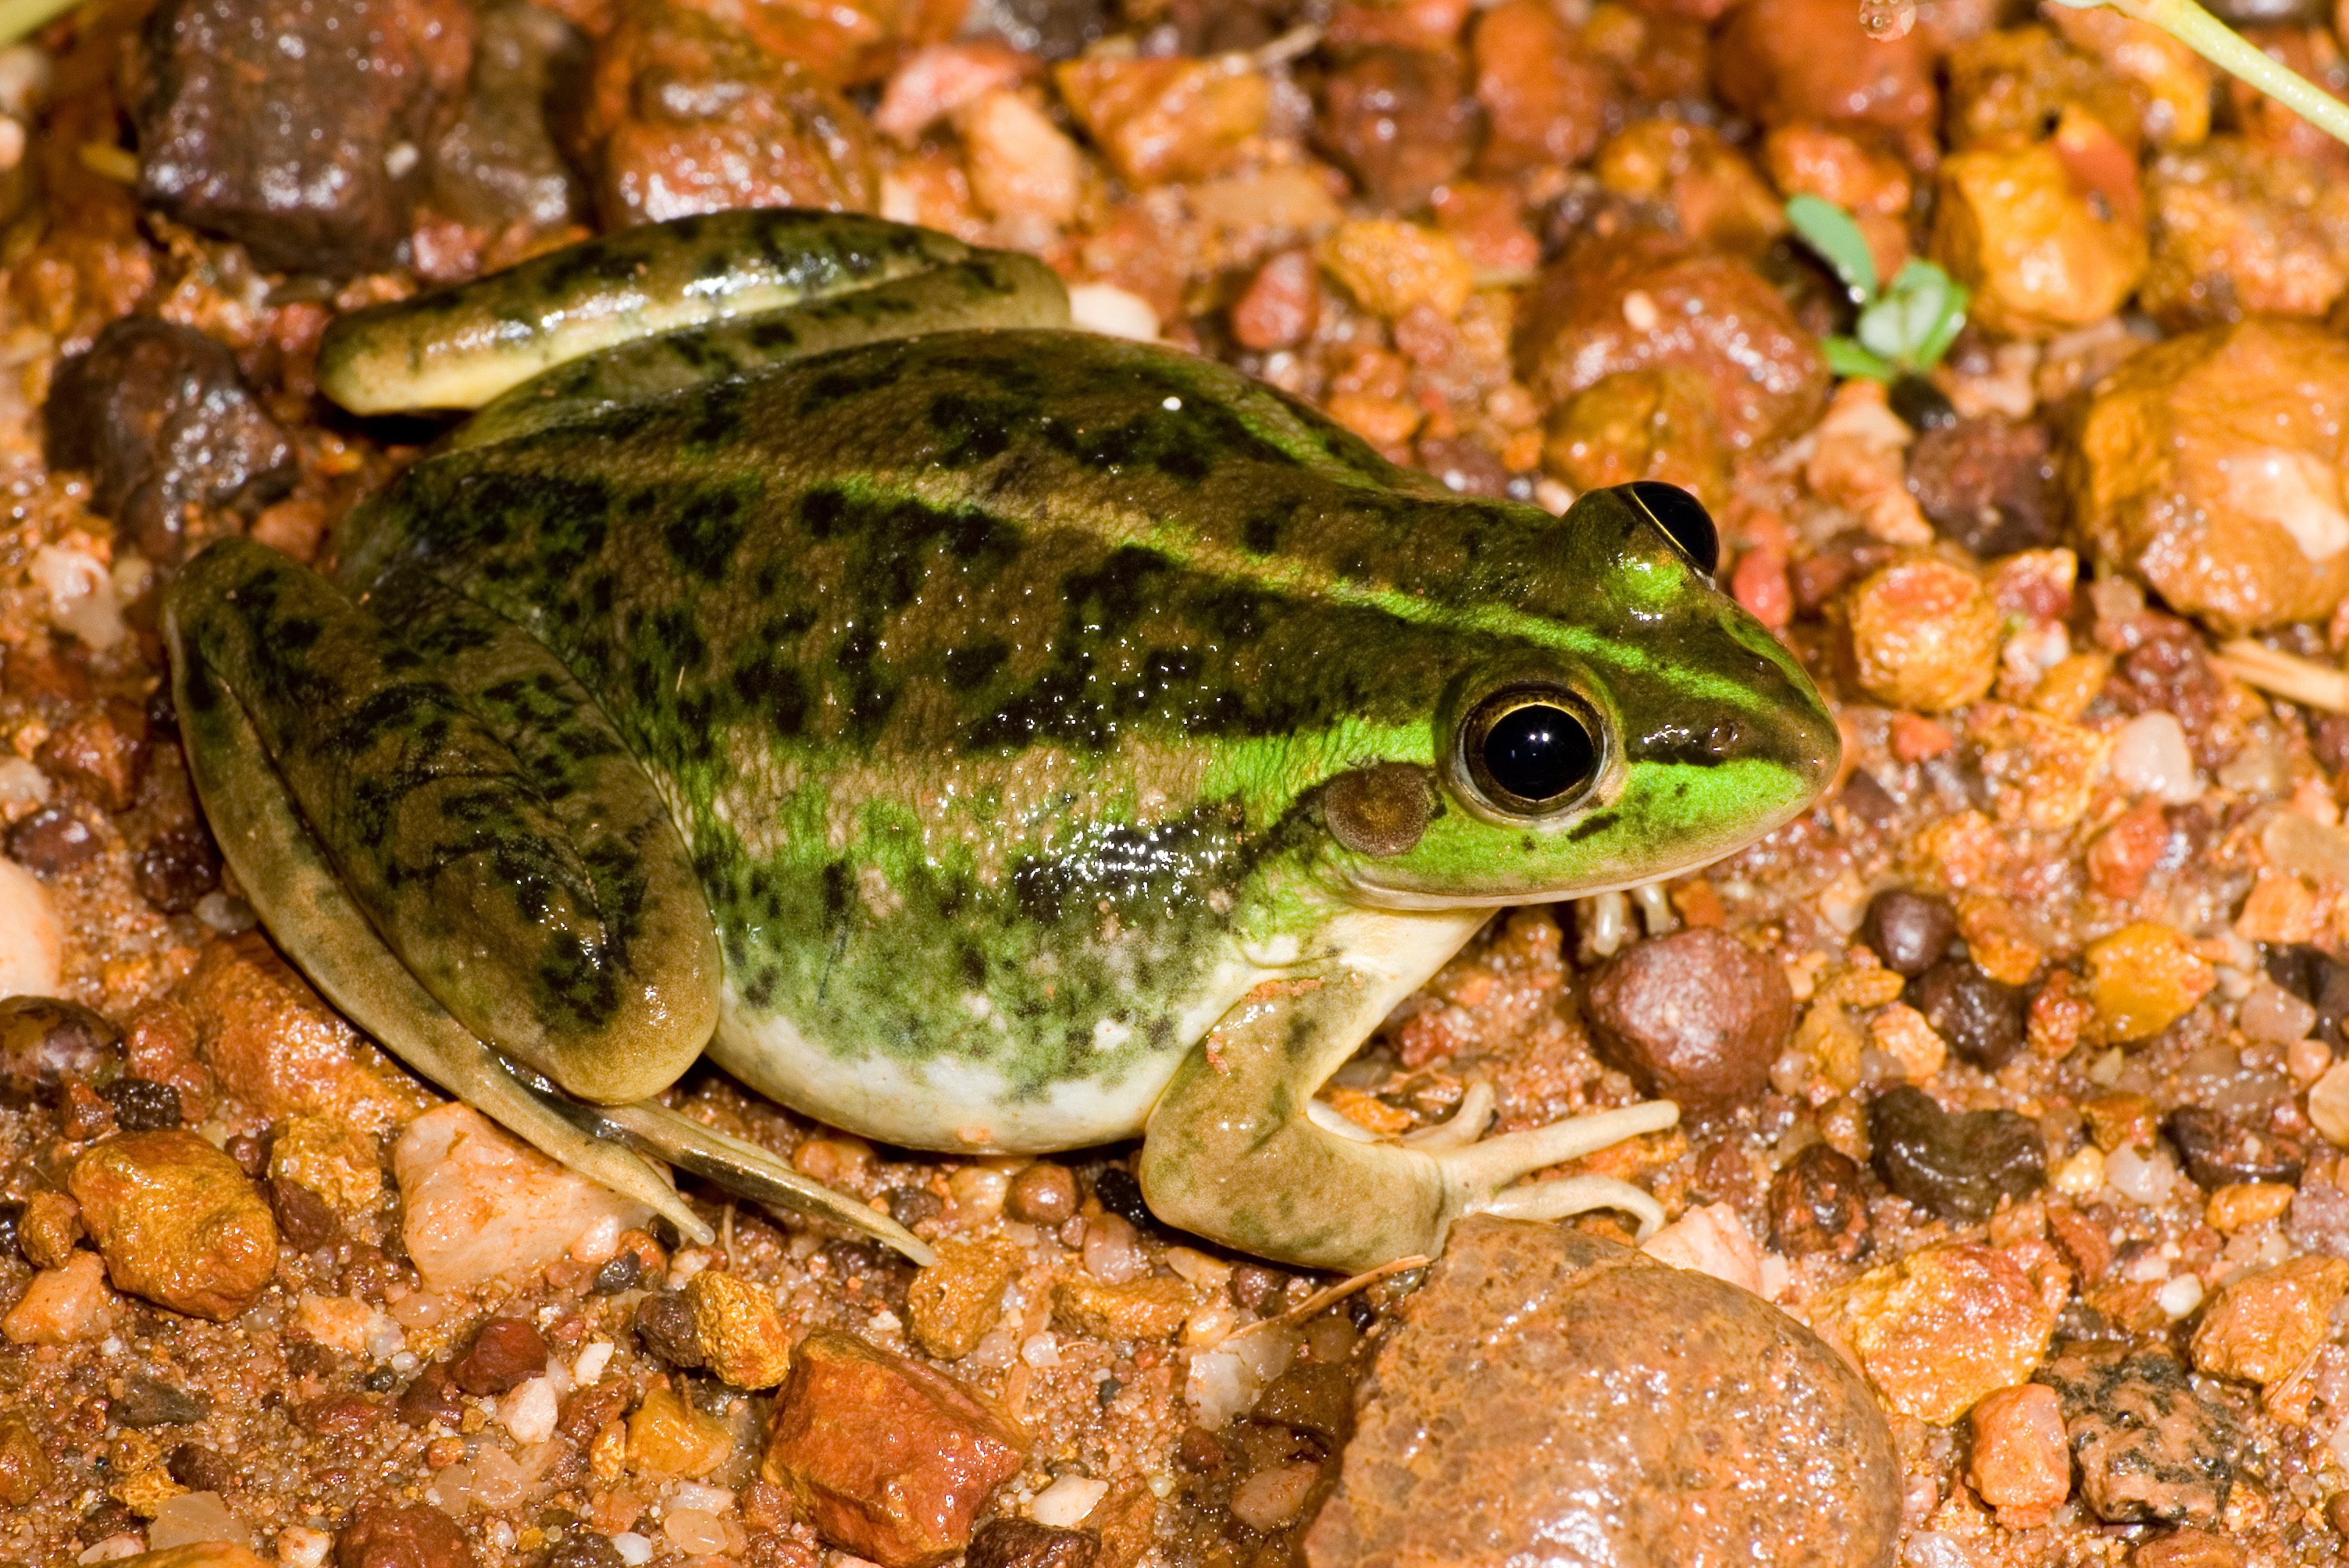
(1434, 1100, 1681, 1239)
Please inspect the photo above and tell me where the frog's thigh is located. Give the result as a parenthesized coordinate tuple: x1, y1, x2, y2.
(1139, 953, 1680, 1274)
(451, 251, 1071, 451)
(166, 538, 719, 1103)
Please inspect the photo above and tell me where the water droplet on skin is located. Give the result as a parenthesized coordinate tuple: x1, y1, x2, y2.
(1858, 0, 1916, 39)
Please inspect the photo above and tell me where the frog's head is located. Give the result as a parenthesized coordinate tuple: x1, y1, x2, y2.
(1310, 482, 1838, 908)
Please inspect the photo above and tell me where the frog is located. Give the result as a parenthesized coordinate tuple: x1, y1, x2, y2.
(162, 208, 1840, 1274)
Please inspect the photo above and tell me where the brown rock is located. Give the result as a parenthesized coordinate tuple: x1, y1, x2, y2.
(1517, 231, 1827, 453)
(1584, 928, 1793, 1114)
(335, 1501, 479, 1568)
(268, 1115, 385, 1215)
(1766, 1142, 1869, 1260)
(1967, 1383, 2069, 1522)
(448, 1315, 548, 1396)
(1541, 367, 1731, 515)
(1471, 0, 1608, 175)
(1713, 0, 1937, 143)
(0, 1250, 116, 1345)
(1303, 1219, 1898, 1566)
(37, 703, 149, 814)
(2038, 1346, 2244, 1524)
(1842, 557, 2000, 715)
(1007, 1163, 1077, 1227)
(761, 1327, 1029, 1568)
(2133, 1528, 2247, 1568)
(43, 319, 297, 564)
(1230, 251, 1321, 355)
(70, 1130, 277, 1320)
(181, 933, 431, 1132)
(2072, 318, 2349, 634)
(112, 1551, 272, 1568)
(582, 1, 875, 227)
(1907, 417, 2059, 558)
(0, 994, 122, 1104)
(136, 0, 473, 275)
(686, 1269, 795, 1388)
(20, 1190, 84, 1270)
(1055, 55, 1268, 186)
(1810, 1242, 2056, 1425)
(0, 1411, 50, 1506)
(1932, 137, 2148, 338)
(907, 1238, 1022, 1360)
(1314, 45, 1478, 211)
(1050, 1273, 1195, 1342)
(627, 1384, 736, 1478)
(2190, 1254, 2349, 1385)
(2144, 137, 2349, 328)
(966, 1519, 1098, 1568)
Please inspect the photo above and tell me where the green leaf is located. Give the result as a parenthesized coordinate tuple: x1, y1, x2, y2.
(1909, 278, 1971, 371)
(1822, 336, 1895, 381)
(1784, 194, 1879, 305)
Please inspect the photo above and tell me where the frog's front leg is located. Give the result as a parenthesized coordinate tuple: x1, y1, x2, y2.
(1139, 911, 1677, 1273)
(165, 540, 931, 1261)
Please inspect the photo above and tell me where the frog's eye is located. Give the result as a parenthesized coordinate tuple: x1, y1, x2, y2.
(1621, 481, 1719, 577)
(1460, 686, 1602, 815)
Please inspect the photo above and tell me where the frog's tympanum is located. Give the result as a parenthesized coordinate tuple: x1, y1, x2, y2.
(164, 210, 1838, 1271)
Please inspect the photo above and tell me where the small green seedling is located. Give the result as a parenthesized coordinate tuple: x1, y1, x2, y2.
(1784, 194, 1969, 383)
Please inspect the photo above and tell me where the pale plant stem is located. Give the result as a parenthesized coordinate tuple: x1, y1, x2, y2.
(2051, 0, 2349, 149)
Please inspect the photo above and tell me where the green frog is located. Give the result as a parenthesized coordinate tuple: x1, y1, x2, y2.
(163, 209, 1837, 1274)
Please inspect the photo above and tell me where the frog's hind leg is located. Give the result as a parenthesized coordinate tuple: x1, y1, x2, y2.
(164, 539, 929, 1262)
(1138, 911, 1680, 1273)
(316, 207, 1070, 422)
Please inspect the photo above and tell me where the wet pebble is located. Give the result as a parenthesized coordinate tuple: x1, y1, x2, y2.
(98, 1075, 182, 1131)
(966, 1518, 1100, 1568)
(2037, 1347, 2244, 1525)
(634, 1291, 705, 1370)
(166, 1443, 236, 1494)
(1007, 1163, 1077, 1226)
(1859, 889, 1955, 976)
(333, 1502, 479, 1568)
(1767, 1142, 1870, 1260)
(0, 995, 120, 1103)
(1090, 1167, 1150, 1227)
(136, 826, 222, 914)
(1585, 928, 1794, 1112)
(762, 1327, 1029, 1566)
(1867, 1085, 2044, 1221)
(267, 1178, 338, 1251)
(1303, 1217, 1897, 1566)
(449, 1316, 548, 1396)
(5, 804, 101, 875)
(114, 1372, 209, 1427)
(2163, 1106, 2304, 1188)
(1908, 960, 2026, 1069)
(70, 1129, 277, 1320)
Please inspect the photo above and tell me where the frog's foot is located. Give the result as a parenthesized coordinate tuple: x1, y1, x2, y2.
(165, 540, 929, 1264)
(1139, 918, 1683, 1274)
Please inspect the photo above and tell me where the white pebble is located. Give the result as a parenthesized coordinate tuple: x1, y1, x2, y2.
(668, 1482, 736, 1514)
(2239, 979, 2318, 1045)
(2311, 1060, 2349, 1147)
(498, 1376, 559, 1445)
(276, 1526, 332, 1568)
(610, 1533, 653, 1566)
(76, 1535, 145, 1564)
(1068, 282, 1160, 341)
(2111, 712, 2200, 804)
(573, 1340, 615, 1384)
(30, 543, 125, 650)
(194, 891, 256, 933)
(1083, 1213, 1149, 1283)
(2158, 1274, 2205, 1319)
(1020, 1332, 1061, 1368)
(661, 1509, 732, 1556)
(0, 856, 62, 1000)
(2104, 1144, 2177, 1205)
(394, 1103, 656, 1292)
(147, 1491, 252, 1551)
(1029, 1474, 1109, 1529)
(0, 756, 50, 812)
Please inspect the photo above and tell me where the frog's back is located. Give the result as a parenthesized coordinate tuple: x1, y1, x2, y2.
(345, 329, 1763, 1149)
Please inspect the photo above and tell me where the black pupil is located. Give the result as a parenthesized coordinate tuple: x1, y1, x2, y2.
(1625, 481, 1720, 576)
(1482, 704, 1595, 804)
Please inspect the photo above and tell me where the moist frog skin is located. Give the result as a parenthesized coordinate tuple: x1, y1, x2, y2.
(161, 207, 1840, 1274)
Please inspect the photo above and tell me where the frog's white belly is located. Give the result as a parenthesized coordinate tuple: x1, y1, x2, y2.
(705, 950, 1270, 1152)
(703, 906, 1487, 1153)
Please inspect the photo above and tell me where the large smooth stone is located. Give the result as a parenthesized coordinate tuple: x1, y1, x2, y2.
(1304, 1217, 1899, 1567)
